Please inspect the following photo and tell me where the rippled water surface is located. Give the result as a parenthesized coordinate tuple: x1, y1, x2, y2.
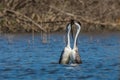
(0, 32, 120, 80)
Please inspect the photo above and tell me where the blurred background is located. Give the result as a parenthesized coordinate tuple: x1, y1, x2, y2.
(0, 0, 120, 33)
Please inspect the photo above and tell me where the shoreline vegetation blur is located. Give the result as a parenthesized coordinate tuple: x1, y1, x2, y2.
(0, 0, 120, 33)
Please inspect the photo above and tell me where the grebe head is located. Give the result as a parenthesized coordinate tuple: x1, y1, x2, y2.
(66, 23, 71, 32)
(70, 19, 74, 25)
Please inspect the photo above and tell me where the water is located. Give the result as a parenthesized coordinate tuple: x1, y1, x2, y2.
(0, 32, 120, 80)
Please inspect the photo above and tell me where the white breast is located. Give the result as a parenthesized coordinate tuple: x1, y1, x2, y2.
(70, 50, 76, 62)
(62, 47, 72, 62)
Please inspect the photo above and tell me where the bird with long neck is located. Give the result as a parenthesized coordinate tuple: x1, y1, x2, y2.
(59, 23, 72, 64)
(70, 21, 82, 64)
(59, 20, 82, 64)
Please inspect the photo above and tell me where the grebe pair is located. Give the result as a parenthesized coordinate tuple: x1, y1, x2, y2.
(59, 20, 82, 64)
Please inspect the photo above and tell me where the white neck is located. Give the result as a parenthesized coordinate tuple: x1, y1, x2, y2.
(73, 22, 81, 49)
(67, 24, 71, 48)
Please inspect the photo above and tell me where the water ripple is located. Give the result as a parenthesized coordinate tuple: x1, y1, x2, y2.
(0, 32, 120, 80)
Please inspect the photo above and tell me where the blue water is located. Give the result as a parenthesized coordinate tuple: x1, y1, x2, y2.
(0, 32, 120, 80)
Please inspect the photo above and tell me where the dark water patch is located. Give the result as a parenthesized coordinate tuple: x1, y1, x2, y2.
(17, 68, 36, 77)
(2, 68, 12, 72)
